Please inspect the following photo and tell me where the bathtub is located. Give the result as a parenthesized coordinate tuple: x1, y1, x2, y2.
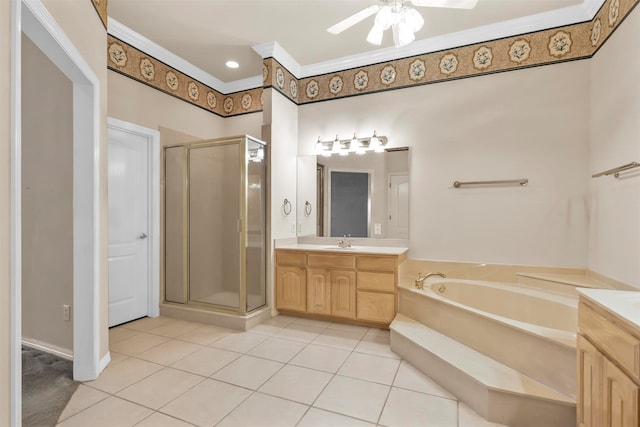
(397, 279, 578, 397)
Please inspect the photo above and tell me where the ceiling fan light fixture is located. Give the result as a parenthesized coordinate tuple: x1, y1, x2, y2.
(366, 24, 385, 45)
(393, 21, 415, 48)
(404, 7, 424, 32)
(375, 5, 394, 29)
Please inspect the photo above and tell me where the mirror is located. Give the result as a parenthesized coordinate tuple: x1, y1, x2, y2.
(297, 148, 409, 238)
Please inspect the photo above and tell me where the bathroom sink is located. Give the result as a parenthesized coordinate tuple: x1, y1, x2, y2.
(323, 246, 357, 250)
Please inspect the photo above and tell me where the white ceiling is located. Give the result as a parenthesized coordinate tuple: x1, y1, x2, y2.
(108, 0, 585, 84)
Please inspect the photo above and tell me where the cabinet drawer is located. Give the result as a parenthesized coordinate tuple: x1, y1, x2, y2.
(357, 271, 395, 292)
(276, 251, 307, 267)
(579, 301, 640, 382)
(356, 256, 395, 272)
(308, 253, 355, 269)
(357, 291, 395, 324)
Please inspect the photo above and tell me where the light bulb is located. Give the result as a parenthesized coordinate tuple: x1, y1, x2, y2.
(349, 133, 359, 152)
(331, 135, 341, 154)
(369, 131, 380, 151)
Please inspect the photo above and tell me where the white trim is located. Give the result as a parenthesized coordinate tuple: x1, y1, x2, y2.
(109, 1, 605, 91)
(253, 41, 302, 77)
(108, 18, 261, 94)
(99, 352, 111, 373)
(19, 0, 102, 383)
(22, 338, 73, 361)
(107, 117, 161, 319)
(10, 0, 22, 424)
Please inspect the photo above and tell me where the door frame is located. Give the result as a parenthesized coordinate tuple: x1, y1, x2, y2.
(326, 168, 373, 237)
(11, 0, 102, 422)
(387, 172, 409, 239)
(107, 117, 161, 320)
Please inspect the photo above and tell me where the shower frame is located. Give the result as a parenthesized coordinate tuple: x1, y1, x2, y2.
(162, 135, 267, 316)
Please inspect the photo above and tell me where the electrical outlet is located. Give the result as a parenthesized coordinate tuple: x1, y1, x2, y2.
(291, 223, 296, 233)
(63, 305, 70, 321)
(374, 223, 382, 235)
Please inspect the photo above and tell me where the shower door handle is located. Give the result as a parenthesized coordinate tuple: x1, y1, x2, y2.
(138, 232, 148, 239)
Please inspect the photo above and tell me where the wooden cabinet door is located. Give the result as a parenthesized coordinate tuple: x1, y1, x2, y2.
(603, 356, 640, 427)
(357, 291, 395, 323)
(276, 266, 306, 312)
(331, 270, 356, 319)
(307, 268, 331, 315)
(577, 334, 603, 427)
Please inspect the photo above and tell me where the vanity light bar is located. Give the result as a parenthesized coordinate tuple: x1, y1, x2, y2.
(315, 132, 388, 156)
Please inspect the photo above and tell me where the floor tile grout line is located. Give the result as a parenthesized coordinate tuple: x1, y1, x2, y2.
(74, 316, 464, 427)
(55, 385, 111, 424)
(375, 357, 403, 426)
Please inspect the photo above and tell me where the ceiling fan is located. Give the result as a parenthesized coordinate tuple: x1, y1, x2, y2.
(327, 0, 478, 48)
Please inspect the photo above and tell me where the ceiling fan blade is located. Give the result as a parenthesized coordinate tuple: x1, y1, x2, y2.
(327, 4, 381, 35)
(410, 0, 478, 9)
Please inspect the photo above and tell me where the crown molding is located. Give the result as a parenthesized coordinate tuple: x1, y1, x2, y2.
(107, 18, 261, 94)
(252, 40, 302, 77)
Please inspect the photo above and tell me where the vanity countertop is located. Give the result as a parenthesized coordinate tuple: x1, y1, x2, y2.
(276, 243, 408, 256)
(578, 288, 640, 331)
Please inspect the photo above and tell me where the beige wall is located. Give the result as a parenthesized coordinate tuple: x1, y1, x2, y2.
(21, 34, 74, 354)
(589, 8, 640, 289)
(108, 70, 262, 143)
(299, 60, 591, 267)
(37, 0, 109, 359)
(1, 0, 13, 423)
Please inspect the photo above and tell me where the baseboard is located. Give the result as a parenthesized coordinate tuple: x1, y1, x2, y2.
(98, 352, 111, 375)
(22, 338, 73, 361)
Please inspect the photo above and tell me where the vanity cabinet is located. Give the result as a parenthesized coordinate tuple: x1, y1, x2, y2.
(577, 296, 640, 427)
(275, 249, 404, 327)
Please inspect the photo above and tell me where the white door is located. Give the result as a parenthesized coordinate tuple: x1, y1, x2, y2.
(108, 126, 149, 327)
(388, 174, 409, 239)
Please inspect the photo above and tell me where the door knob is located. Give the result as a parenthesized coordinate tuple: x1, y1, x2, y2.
(138, 232, 148, 239)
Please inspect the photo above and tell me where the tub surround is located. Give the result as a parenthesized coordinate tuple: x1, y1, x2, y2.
(399, 259, 634, 294)
(274, 243, 407, 327)
(391, 314, 575, 427)
(577, 289, 640, 425)
(396, 279, 577, 395)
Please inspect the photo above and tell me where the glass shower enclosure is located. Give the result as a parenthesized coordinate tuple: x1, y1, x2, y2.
(164, 135, 266, 314)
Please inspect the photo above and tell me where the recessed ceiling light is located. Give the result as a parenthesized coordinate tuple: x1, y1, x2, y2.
(225, 60, 239, 69)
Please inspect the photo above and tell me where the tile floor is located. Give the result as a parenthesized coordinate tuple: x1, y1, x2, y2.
(57, 315, 509, 427)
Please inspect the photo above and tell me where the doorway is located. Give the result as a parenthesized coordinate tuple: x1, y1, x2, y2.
(329, 171, 371, 238)
(11, 0, 102, 423)
(107, 118, 160, 327)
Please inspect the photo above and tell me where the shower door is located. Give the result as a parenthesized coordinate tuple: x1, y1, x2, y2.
(189, 142, 241, 309)
(163, 135, 266, 314)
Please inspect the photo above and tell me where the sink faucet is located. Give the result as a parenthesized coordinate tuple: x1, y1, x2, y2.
(337, 234, 352, 248)
(415, 272, 446, 290)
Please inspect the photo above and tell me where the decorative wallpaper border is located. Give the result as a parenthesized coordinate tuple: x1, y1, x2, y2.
(296, 0, 637, 104)
(107, 0, 637, 115)
(107, 35, 263, 117)
(91, 0, 108, 29)
(263, 58, 299, 104)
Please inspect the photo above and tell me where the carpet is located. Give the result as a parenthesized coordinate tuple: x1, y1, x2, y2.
(22, 346, 79, 427)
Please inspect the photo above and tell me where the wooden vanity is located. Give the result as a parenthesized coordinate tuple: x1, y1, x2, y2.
(577, 289, 640, 426)
(275, 246, 406, 327)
